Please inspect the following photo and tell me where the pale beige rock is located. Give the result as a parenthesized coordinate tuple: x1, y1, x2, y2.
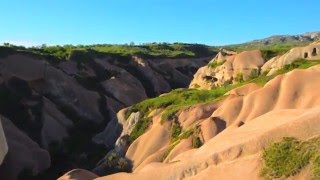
(226, 83, 261, 96)
(212, 68, 320, 126)
(261, 43, 320, 75)
(190, 50, 265, 89)
(177, 103, 218, 129)
(163, 137, 193, 163)
(126, 120, 171, 169)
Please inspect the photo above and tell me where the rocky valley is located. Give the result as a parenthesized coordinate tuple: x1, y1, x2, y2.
(0, 34, 320, 180)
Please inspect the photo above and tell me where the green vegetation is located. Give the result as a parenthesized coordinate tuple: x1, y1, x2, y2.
(248, 69, 259, 79)
(0, 42, 218, 61)
(260, 45, 293, 60)
(261, 137, 320, 179)
(171, 127, 194, 143)
(235, 73, 244, 83)
(207, 60, 226, 69)
(91, 43, 217, 58)
(128, 117, 151, 143)
(192, 136, 203, 148)
(280, 58, 320, 72)
(98, 152, 132, 173)
(179, 128, 194, 140)
(171, 123, 182, 142)
(126, 88, 230, 122)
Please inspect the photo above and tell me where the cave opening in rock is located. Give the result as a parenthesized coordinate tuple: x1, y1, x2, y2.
(304, 52, 308, 58)
(312, 48, 317, 56)
(202, 75, 218, 82)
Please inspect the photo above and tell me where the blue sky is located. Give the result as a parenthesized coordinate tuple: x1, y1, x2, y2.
(0, 0, 319, 46)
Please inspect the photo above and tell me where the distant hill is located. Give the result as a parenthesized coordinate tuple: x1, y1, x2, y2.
(224, 31, 320, 50)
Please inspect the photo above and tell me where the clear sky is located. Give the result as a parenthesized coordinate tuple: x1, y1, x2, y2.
(0, 0, 319, 46)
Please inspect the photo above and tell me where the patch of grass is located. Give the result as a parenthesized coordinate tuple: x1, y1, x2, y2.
(171, 123, 182, 142)
(261, 137, 320, 179)
(207, 60, 226, 69)
(170, 128, 194, 143)
(282, 58, 320, 71)
(179, 129, 194, 140)
(235, 72, 244, 83)
(261, 137, 311, 178)
(128, 117, 152, 143)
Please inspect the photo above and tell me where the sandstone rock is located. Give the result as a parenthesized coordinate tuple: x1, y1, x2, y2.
(58, 169, 99, 180)
(190, 50, 265, 89)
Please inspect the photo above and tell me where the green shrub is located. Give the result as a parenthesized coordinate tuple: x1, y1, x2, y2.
(171, 123, 182, 141)
(235, 73, 244, 83)
(192, 136, 202, 148)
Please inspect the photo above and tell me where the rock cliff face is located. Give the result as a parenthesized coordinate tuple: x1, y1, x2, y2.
(0, 48, 212, 179)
